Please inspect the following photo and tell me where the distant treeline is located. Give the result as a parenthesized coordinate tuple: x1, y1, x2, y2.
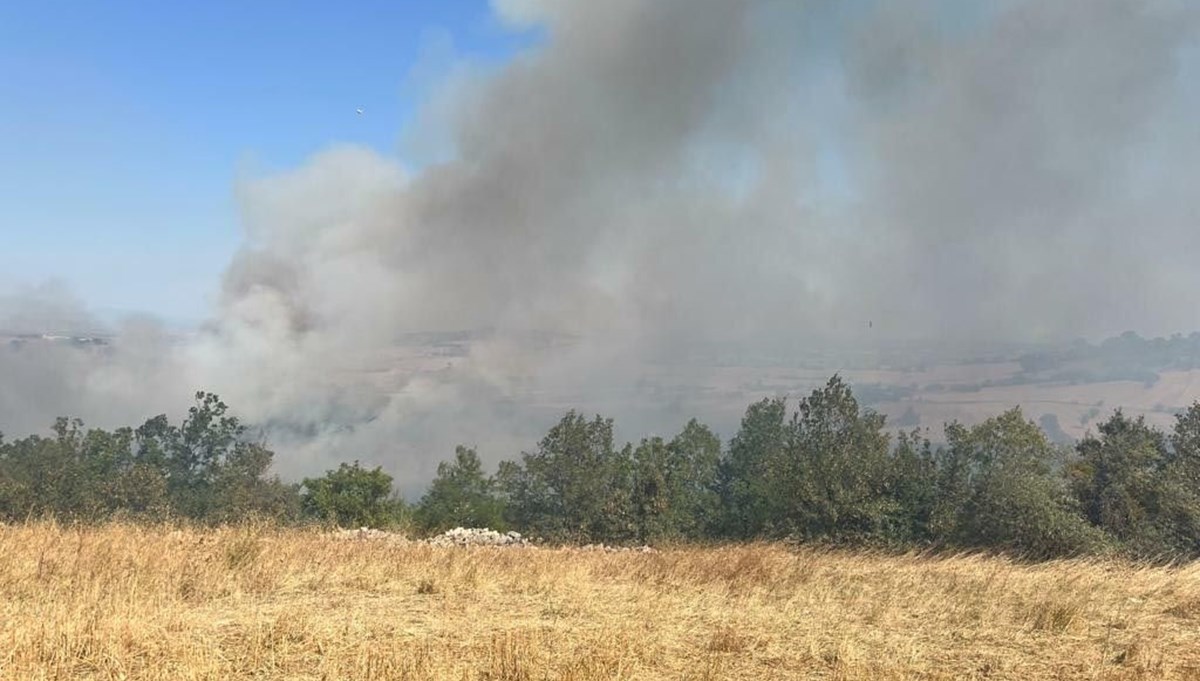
(856, 332, 1200, 400)
(2, 377, 1200, 560)
(1013, 331, 1200, 386)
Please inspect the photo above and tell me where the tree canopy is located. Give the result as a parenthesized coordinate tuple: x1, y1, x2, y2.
(3, 378, 1200, 561)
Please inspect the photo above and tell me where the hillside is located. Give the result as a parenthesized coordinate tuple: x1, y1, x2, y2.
(2, 523, 1197, 680)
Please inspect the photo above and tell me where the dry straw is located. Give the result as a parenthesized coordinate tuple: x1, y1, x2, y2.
(1, 522, 1198, 680)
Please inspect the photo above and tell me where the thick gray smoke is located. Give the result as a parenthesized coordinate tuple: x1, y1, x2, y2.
(3, 0, 1198, 488)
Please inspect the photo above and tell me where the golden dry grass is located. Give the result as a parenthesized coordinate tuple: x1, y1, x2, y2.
(1, 524, 1199, 680)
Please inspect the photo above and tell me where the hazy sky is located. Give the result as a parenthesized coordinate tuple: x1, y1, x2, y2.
(2, 0, 1199, 486)
(0, 1, 534, 325)
(7, 1, 1194, 338)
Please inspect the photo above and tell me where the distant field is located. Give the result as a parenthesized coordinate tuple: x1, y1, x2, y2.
(8, 333, 1200, 454)
(2, 524, 1199, 680)
(372, 337, 1200, 443)
(870, 368, 1200, 440)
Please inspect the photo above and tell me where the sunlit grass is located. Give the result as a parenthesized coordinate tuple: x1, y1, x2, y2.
(1, 522, 1198, 679)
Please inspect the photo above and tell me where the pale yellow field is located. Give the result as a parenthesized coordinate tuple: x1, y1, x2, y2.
(2, 524, 1199, 680)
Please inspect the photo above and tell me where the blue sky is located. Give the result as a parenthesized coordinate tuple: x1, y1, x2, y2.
(0, 1, 532, 326)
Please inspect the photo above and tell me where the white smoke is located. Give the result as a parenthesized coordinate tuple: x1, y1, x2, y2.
(2, 0, 1198, 489)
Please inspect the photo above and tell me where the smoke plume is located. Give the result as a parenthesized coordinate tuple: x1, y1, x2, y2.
(3, 0, 1198, 488)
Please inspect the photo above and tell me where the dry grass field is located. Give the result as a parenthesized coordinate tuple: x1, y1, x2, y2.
(2, 524, 1199, 680)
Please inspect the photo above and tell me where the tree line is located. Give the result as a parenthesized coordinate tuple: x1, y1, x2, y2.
(2, 377, 1199, 560)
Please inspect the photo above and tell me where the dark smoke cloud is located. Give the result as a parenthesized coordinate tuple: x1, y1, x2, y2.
(2, 0, 1198, 489)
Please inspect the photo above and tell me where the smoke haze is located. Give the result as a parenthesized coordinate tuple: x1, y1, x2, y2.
(3, 0, 1199, 487)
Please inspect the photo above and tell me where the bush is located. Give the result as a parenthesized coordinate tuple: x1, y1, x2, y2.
(416, 446, 506, 532)
(496, 411, 634, 543)
(934, 409, 1106, 558)
(301, 461, 401, 528)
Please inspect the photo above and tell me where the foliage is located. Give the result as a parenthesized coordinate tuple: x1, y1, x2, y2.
(718, 377, 929, 545)
(631, 419, 722, 542)
(496, 411, 635, 542)
(300, 461, 404, 529)
(718, 396, 789, 538)
(933, 409, 1107, 557)
(775, 377, 899, 542)
(416, 446, 506, 532)
(885, 428, 938, 543)
(0, 392, 297, 523)
(1159, 404, 1200, 555)
(2, 378, 1200, 560)
(1070, 411, 1172, 555)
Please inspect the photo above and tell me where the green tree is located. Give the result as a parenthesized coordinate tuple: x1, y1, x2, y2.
(163, 393, 241, 518)
(0, 431, 67, 519)
(130, 392, 297, 522)
(0, 418, 174, 521)
(498, 411, 634, 543)
(632, 419, 722, 542)
(887, 427, 938, 543)
(667, 419, 723, 537)
(0, 393, 296, 524)
(1070, 411, 1172, 554)
(417, 446, 506, 532)
(632, 436, 673, 541)
(777, 376, 898, 542)
(209, 441, 301, 523)
(719, 378, 905, 543)
(1156, 404, 1200, 555)
(301, 461, 399, 528)
(719, 397, 788, 538)
(934, 408, 1105, 557)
